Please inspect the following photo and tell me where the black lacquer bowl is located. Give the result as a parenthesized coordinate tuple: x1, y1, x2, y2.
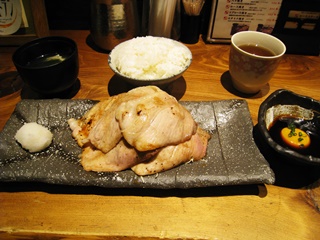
(12, 36, 79, 95)
(258, 89, 320, 166)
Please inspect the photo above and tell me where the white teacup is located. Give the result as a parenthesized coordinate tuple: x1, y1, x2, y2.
(229, 31, 286, 94)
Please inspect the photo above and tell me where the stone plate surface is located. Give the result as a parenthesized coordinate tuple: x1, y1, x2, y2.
(0, 99, 275, 189)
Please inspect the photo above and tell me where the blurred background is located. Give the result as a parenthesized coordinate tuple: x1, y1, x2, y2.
(44, 0, 319, 55)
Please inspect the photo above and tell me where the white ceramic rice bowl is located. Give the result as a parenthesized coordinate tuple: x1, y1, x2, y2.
(108, 36, 192, 87)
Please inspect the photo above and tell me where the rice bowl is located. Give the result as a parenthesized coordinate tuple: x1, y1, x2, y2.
(108, 36, 192, 86)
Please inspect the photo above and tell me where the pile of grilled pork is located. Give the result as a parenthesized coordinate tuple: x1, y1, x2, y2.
(68, 86, 210, 176)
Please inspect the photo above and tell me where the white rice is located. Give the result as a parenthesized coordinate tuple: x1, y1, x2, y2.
(109, 36, 192, 80)
(15, 122, 53, 153)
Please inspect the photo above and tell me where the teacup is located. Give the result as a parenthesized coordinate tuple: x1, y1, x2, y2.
(229, 31, 286, 94)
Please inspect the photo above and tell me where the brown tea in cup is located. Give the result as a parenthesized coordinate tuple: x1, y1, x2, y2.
(238, 44, 276, 57)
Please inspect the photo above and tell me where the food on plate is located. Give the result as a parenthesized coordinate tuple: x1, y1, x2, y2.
(109, 36, 192, 80)
(15, 122, 53, 153)
(132, 127, 210, 176)
(68, 86, 210, 175)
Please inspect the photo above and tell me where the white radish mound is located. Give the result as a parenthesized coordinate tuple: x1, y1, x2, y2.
(15, 122, 53, 153)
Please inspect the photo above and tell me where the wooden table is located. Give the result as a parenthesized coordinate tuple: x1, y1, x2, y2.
(1, 30, 319, 239)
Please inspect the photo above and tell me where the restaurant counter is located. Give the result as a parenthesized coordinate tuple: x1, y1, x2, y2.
(0, 30, 319, 239)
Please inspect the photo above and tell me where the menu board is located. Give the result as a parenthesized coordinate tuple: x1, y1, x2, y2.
(0, 0, 23, 36)
(206, 0, 283, 43)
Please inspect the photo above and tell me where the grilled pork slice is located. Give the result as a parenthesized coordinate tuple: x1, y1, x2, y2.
(115, 87, 197, 151)
(81, 139, 160, 172)
(69, 87, 150, 153)
(87, 95, 123, 153)
(68, 97, 116, 147)
(131, 127, 211, 176)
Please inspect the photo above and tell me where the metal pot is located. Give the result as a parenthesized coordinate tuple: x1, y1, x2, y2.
(90, 0, 140, 51)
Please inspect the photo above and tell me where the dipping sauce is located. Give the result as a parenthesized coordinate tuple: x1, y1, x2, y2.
(238, 44, 275, 57)
(268, 114, 320, 157)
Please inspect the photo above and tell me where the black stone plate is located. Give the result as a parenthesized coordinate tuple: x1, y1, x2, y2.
(0, 99, 275, 189)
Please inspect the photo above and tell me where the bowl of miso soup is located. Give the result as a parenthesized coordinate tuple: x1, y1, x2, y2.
(258, 89, 320, 165)
(12, 36, 79, 95)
